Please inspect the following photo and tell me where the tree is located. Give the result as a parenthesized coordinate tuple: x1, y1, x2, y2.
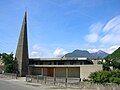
(0, 53, 16, 73)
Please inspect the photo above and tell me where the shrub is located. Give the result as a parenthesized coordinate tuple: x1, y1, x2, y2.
(89, 70, 120, 84)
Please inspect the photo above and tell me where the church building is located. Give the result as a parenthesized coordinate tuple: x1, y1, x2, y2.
(15, 12, 102, 80)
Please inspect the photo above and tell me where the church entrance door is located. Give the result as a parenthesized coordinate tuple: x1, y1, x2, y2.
(47, 68, 54, 77)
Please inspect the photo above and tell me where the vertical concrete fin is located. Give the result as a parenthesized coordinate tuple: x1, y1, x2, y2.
(15, 12, 29, 76)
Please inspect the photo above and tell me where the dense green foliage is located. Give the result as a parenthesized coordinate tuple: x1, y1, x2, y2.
(105, 47, 120, 60)
(0, 53, 16, 73)
(101, 60, 120, 70)
(88, 47, 120, 84)
(102, 47, 120, 70)
(89, 70, 120, 84)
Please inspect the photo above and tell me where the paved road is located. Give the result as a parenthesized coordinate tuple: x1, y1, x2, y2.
(0, 79, 45, 90)
(0, 79, 81, 90)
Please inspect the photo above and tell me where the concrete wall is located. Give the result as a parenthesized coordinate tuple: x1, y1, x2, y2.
(68, 67, 80, 78)
(28, 67, 33, 75)
(0, 68, 2, 74)
(80, 65, 102, 80)
(0, 65, 4, 74)
(32, 68, 41, 75)
(43, 68, 47, 76)
(55, 67, 80, 78)
(29, 64, 102, 79)
(55, 68, 66, 77)
(30, 67, 80, 78)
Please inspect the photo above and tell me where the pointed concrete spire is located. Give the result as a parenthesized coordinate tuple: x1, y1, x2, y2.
(15, 11, 29, 76)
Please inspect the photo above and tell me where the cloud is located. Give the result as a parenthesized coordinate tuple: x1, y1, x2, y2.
(85, 22, 103, 43)
(100, 34, 120, 44)
(53, 48, 68, 57)
(30, 44, 52, 58)
(87, 45, 120, 54)
(30, 44, 45, 58)
(85, 33, 98, 43)
(87, 48, 99, 53)
(31, 51, 43, 58)
(103, 45, 120, 54)
(89, 23, 103, 33)
(32, 44, 41, 51)
(85, 15, 120, 46)
(30, 44, 68, 58)
(100, 16, 120, 44)
(103, 16, 120, 32)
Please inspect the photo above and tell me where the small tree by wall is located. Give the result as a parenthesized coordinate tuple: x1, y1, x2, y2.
(0, 53, 16, 73)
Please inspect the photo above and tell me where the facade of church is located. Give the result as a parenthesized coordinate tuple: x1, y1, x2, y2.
(15, 12, 102, 80)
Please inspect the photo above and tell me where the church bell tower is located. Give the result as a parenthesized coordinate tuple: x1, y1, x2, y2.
(15, 12, 29, 76)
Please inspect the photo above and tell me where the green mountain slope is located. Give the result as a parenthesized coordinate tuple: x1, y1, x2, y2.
(105, 47, 120, 60)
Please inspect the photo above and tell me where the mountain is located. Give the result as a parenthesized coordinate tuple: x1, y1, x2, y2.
(105, 47, 120, 60)
(63, 49, 108, 59)
(92, 50, 108, 59)
(64, 50, 92, 58)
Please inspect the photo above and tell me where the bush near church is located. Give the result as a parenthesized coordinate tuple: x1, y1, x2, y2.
(89, 70, 120, 84)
